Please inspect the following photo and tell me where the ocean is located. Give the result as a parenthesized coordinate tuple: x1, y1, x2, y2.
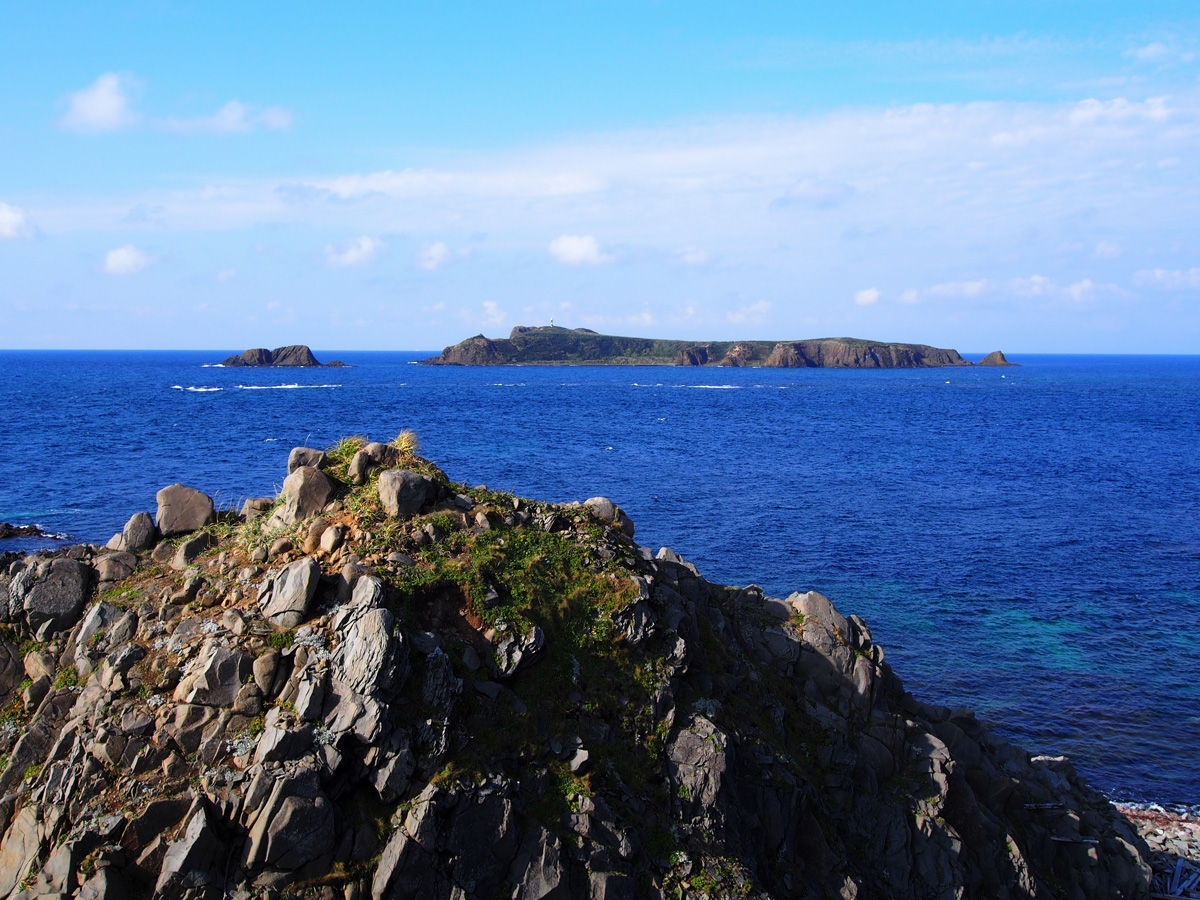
(1, 349, 1197, 803)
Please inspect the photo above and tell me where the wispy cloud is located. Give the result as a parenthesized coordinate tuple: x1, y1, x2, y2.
(61, 73, 141, 133)
(771, 178, 854, 210)
(1134, 267, 1200, 289)
(727, 299, 771, 324)
(104, 244, 152, 275)
(161, 100, 293, 134)
(61, 72, 290, 136)
(325, 236, 381, 267)
(548, 234, 613, 266)
(0, 202, 36, 240)
(417, 241, 451, 270)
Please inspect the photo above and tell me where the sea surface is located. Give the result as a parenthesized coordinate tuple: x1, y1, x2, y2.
(1, 350, 1198, 803)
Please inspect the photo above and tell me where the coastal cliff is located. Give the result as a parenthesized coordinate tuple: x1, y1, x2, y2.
(0, 438, 1152, 899)
(422, 326, 998, 368)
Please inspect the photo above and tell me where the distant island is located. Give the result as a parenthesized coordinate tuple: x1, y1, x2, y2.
(215, 345, 347, 367)
(421, 326, 1015, 368)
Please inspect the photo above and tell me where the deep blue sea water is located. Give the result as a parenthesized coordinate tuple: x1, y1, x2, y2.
(1, 350, 1197, 803)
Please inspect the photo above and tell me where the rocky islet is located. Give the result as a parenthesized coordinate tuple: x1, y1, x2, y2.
(216, 345, 347, 368)
(0, 434, 1165, 899)
(423, 325, 1015, 368)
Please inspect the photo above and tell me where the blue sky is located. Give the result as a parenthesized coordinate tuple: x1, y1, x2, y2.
(2, 1, 1199, 352)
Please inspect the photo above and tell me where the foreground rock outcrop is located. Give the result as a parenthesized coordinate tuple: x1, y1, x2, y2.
(0, 436, 1153, 899)
(422, 326, 1011, 369)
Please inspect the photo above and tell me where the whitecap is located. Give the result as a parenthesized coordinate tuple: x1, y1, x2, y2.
(690, 385, 739, 390)
(236, 384, 341, 390)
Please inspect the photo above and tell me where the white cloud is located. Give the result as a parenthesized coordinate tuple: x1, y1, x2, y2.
(853, 288, 881, 306)
(927, 280, 989, 299)
(1068, 97, 1169, 126)
(1011, 274, 1054, 296)
(899, 289, 920, 305)
(1134, 268, 1200, 289)
(418, 241, 452, 270)
(62, 73, 140, 132)
(162, 100, 294, 134)
(0, 203, 35, 240)
(627, 310, 657, 327)
(727, 300, 771, 324)
(1127, 42, 1171, 62)
(676, 247, 709, 266)
(1092, 240, 1122, 259)
(1064, 279, 1100, 302)
(103, 244, 151, 275)
(482, 300, 506, 327)
(216, 269, 236, 281)
(772, 177, 854, 210)
(325, 236, 381, 267)
(548, 234, 613, 266)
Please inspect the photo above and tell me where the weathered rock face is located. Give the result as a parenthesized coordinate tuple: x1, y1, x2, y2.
(0, 442, 1156, 900)
(108, 510, 157, 552)
(287, 446, 327, 473)
(764, 339, 971, 368)
(24, 557, 91, 639)
(155, 483, 216, 536)
(266, 465, 334, 529)
(219, 344, 337, 367)
(431, 334, 513, 365)
(258, 556, 320, 629)
(378, 469, 430, 518)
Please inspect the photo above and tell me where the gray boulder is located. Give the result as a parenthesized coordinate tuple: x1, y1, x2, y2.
(240, 497, 274, 521)
(491, 625, 546, 678)
(110, 511, 157, 553)
(267, 466, 335, 529)
(259, 556, 320, 630)
(0, 640, 22, 703)
(447, 794, 517, 896)
(331, 576, 408, 698)
(243, 768, 335, 872)
(155, 484, 215, 537)
(94, 551, 136, 583)
(510, 826, 569, 900)
(377, 469, 429, 518)
(171, 532, 212, 570)
(24, 558, 91, 639)
(174, 642, 255, 707)
(584, 496, 635, 538)
(154, 797, 225, 897)
(288, 446, 326, 473)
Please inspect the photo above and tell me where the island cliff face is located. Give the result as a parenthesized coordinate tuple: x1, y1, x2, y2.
(0, 437, 1151, 899)
(423, 326, 998, 368)
(219, 345, 346, 367)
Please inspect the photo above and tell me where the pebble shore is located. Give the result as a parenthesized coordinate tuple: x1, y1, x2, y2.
(1117, 804, 1200, 898)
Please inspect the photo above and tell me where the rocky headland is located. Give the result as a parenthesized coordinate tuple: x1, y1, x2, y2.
(217, 346, 347, 368)
(423, 326, 1014, 368)
(0, 436, 1158, 900)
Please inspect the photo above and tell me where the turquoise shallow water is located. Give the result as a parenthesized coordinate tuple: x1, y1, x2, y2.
(0, 350, 1197, 802)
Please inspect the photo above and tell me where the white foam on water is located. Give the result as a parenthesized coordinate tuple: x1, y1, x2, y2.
(171, 386, 223, 392)
(689, 384, 739, 390)
(236, 384, 341, 390)
(200, 364, 226, 368)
